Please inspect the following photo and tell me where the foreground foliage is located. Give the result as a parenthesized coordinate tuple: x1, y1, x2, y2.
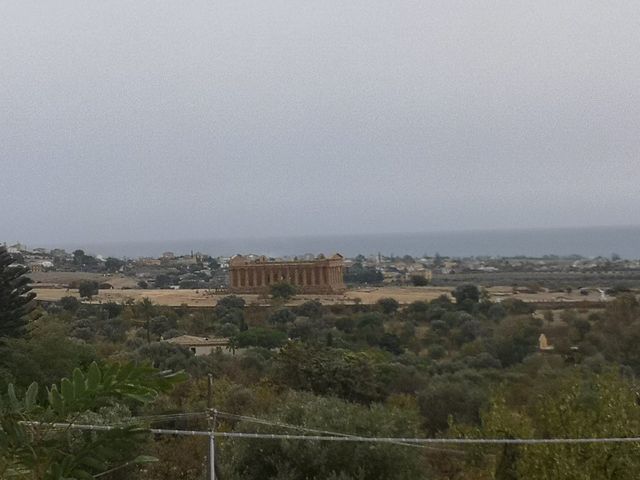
(0, 362, 186, 479)
(221, 391, 424, 480)
(454, 371, 640, 480)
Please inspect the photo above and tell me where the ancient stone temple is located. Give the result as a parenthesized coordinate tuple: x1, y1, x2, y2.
(229, 254, 345, 294)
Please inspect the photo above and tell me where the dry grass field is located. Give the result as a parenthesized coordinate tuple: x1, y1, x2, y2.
(32, 284, 611, 307)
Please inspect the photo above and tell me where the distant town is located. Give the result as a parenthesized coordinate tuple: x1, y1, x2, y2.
(4, 241, 640, 307)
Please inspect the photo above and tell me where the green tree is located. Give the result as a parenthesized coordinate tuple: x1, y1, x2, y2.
(376, 297, 400, 314)
(418, 377, 486, 433)
(465, 372, 640, 480)
(268, 308, 296, 327)
(214, 295, 246, 330)
(490, 316, 540, 366)
(452, 284, 480, 305)
(78, 280, 99, 300)
(0, 245, 35, 339)
(105, 256, 125, 273)
(222, 391, 423, 480)
(135, 297, 157, 344)
(270, 282, 297, 301)
(59, 295, 80, 312)
(276, 343, 382, 404)
(72, 249, 85, 265)
(344, 264, 384, 285)
(410, 275, 429, 286)
(234, 327, 288, 349)
(296, 300, 323, 318)
(0, 317, 97, 391)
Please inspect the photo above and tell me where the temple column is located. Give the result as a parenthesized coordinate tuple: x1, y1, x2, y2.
(261, 268, 265, 287)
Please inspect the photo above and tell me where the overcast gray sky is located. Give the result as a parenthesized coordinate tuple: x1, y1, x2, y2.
(2, 0, 639, 245)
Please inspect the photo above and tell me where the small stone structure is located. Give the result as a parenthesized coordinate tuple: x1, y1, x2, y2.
(229, 254, 345, 294)
(166, 335, 229, 356)
(538, 333, 554, 351)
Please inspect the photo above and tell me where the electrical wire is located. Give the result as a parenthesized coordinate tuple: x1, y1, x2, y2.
(213, 410, 465, 455)
(22, 422, 640, 445)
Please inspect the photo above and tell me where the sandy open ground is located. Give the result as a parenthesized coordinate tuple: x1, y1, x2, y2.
(32, 285, 610, 307)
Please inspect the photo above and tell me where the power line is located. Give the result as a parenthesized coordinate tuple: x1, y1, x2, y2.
(213, 410, 466, 455)
(132, 411, 207, 422)
(23, 422, 640, 445)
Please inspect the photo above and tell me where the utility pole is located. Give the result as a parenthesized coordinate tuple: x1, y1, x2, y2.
(207, 374, 217, 480)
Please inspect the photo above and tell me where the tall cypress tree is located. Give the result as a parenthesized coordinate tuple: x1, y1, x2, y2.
(0, 245, 35, 338)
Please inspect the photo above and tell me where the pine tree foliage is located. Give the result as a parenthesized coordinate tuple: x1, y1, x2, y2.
(0, 245, 35, 338)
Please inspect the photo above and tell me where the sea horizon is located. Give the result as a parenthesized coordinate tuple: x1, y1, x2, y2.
(23, 224, 640, 260)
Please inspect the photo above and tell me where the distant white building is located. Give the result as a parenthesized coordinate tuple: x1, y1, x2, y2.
(7, 243, 26, 254)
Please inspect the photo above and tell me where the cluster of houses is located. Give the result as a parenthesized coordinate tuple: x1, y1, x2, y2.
(3, 243, 67, 272)
(5, 241, 640, 291)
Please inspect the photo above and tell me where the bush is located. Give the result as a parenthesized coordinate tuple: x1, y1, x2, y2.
(270, 282, 297, 301)
(296, 300, 323, 318)
(234, 327, 288, 349)
(223, 391, 423, 480)
(410, 275, 429, 286)
(418, 378, 486, 433)
(268, 308, 297, 326)
(377, 297, 400, 314)
(452, 284, 480, 304)
(78, 280, 99, 299)
(59, 295, 80, 312)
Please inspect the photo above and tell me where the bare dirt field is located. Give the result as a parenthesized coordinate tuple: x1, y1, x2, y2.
(32, 285, 612, 307)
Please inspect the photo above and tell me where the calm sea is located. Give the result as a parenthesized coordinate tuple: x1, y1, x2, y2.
(65, 226, 640, 260)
